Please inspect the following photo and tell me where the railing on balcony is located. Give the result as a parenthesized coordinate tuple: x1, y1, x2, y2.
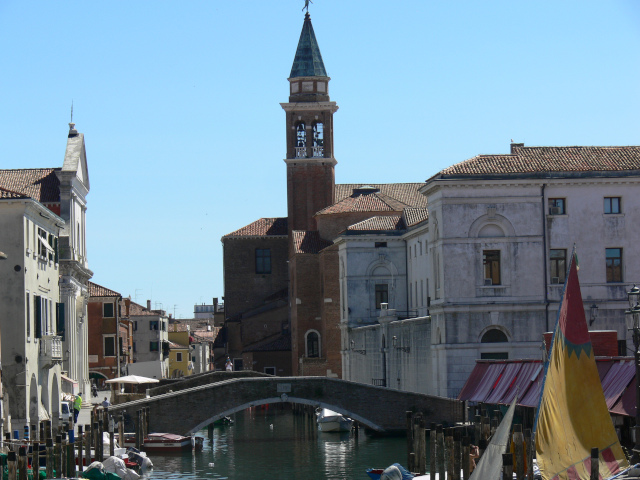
(295, 147, 307, 158)
(311, 146, 323, 157)
(39, 335, 63, 368)
(372, 378, 386, 387)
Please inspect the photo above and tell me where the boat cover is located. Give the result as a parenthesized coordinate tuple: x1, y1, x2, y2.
(468, 394, 517, 480)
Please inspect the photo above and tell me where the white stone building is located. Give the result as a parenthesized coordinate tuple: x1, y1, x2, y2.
(129, 301, 169, 379)
(0, 188, 64, 431)
(341, 143, 640, 398)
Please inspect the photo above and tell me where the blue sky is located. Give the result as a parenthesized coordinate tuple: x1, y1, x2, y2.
(1, 1, 638, 318)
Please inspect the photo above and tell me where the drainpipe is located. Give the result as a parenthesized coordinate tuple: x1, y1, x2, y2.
(541, 184, 549, 332)
(116, 295, 122, 377)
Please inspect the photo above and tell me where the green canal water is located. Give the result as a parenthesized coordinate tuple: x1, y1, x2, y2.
(145, 406, 407, 480)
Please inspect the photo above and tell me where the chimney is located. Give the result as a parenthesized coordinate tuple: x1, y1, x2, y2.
(510, 142, 524, 154)
(147, 300, 151, 310)
(213, 297, 218, 309)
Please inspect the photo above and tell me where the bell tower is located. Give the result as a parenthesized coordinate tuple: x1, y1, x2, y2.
(282, 12, 338, 235)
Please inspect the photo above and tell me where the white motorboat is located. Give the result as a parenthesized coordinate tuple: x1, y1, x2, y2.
(316, 408, 353, 432)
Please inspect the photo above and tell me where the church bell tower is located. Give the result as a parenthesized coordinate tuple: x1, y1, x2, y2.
(282, 12, 338, 235)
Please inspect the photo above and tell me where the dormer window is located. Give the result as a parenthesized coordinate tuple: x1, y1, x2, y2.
(296, 123, 307, 158)
(312, 123, 324, 157)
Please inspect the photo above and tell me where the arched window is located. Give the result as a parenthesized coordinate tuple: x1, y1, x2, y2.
(481, 328, 508, 343)
(296, 123, 306, 158)
(306, 331, 320, 357)
(312, 123, 323, 157)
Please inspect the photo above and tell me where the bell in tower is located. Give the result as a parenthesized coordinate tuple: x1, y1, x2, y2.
(282, 12, 339, 234)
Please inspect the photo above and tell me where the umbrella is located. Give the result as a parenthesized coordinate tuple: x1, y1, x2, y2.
(105, 375, 160, 384)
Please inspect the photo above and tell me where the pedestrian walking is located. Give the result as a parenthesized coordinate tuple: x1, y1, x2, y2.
(73, 393, 82, 422)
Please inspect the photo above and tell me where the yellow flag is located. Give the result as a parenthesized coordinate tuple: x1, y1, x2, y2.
(535, 252, 628, 480)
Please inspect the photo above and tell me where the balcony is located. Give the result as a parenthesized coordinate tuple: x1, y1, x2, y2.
(311, 146, 323, 157)
(39, 335, 63, 369)
(295, 147, 307, 158)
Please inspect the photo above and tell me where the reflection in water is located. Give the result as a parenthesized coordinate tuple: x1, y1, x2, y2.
(147, 406, 406, 479)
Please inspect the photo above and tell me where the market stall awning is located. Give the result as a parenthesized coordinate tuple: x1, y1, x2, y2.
(105, 375, 159, 384)
(459, 357, 636, 416)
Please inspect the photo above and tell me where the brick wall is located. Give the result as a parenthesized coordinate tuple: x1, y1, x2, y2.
(287, 162, 335, 233)
(223, 236, 288, 319)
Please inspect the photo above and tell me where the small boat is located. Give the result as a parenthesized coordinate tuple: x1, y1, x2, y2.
(316, 408, 353, 433)
(119, 433, 204, 452)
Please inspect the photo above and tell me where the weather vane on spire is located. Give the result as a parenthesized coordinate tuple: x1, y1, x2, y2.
(302, 0, 313, 12)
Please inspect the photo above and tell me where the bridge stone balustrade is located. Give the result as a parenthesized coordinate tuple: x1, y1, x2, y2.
(149, 370, 269, 397)
(110, 376, 464, 435)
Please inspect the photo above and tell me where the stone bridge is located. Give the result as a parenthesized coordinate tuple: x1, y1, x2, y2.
(110, 376, 463, 435)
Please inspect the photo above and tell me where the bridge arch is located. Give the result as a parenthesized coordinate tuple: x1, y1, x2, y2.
(110, 376, 463, 436)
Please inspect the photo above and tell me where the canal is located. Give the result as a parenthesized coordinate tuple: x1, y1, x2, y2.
(146, 406, 407, 479)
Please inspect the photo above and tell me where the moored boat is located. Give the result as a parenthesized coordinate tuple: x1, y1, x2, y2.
(118, 432, 204, 452)
(316, 408, 353, 432)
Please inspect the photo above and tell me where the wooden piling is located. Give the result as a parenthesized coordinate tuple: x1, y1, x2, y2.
(33, 442, 40, 476)
(98, 418, 104, 462)
(414, 414, 426, 475)
(406, 411, 413, 471)
(591, 448, 599, 480)
(462, 435, 470, 480)
(78, 425, 83, 469)
(7, 450, 16, 480)
(503, 453, 514, 480)
(45, 438, 54, 479)
(453, 428, 461, 480)
(119, 414, 125, 449)
(474, 415, 481, 445)
(67, 438, 76, 478)
(436, 425, 445, 480)
(93, 422, 100, 463)
(85, 424, 92, 466)
(445, 428, 454, 480)
(513, 424, 524, 480)
(525, 428, 534, 480)
(145, 406, 150, 437)
(429, 423, 436, 480)
(135, 410, 142, 450)
(60, 432, 67, 478)
(54, 435, 61, 479)
(45, 421, 52, 444)
(18, 446, 27, 480)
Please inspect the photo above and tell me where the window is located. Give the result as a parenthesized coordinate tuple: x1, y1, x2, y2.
(375, 284, 388, 309)
(37, 228, 47, 258)
(375, 242, 387, 248)
(604, 197, 621, 214)
(606, 248, 623, 283)
(176, 352, 182, 362)
(264, 366, 276, 376)
(481, 329, 508, 343)
(483, 250, 501, 285)
(34, 295, 42, 338)
(161, 321, 167, 331)
(103, 302, 114, 318)
(104, 336, 116, 357)
(312, 123, 323, 157)
(150, 341, 159, 352)
(233, 358, 244, 371)
(150, 320, 159, 330)
(133, 321, 138, 331)
(306, 331, 319, 358)
(296, 122, 306, 157)
(133, 342, 136, 353)
(192, 356, 196, 362)
(26, 292, 31, 338)
(255, 248, 271, 274)
(481, 352, 509, 360)
(548, 198, 566, 215)
(550, 249, 567, 284)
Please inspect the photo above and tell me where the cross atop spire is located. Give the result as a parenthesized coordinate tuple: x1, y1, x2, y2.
(289, 12, 327, 78)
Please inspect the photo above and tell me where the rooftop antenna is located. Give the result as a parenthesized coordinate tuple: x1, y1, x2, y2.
(70, 101, 74, 123)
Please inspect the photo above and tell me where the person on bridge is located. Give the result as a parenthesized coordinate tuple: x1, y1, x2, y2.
(102, 397, 111, 408)
(73, 393, 82, 422)
(225, 356, 233, 371)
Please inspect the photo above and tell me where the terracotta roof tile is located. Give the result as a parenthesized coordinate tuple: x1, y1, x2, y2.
(432, 145, 640, 180)
(223, 217, 288, 238)
(404, 207, 429, 227)
(128, 302, 158, 316)
(0, 186, 28, 199)
(169, 341, 189, 349)
(317, 191, 410, 215)
(244, 333, 291, 353)
(347, 215, 405, 232)
(0, 169, 61, 203)
(335, 183, 427, 208)
(292, 230, 332, 254)
(89, 281, 121, 298)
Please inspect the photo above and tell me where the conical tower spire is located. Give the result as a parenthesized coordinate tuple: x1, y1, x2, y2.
(290, 12, 327, 78)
